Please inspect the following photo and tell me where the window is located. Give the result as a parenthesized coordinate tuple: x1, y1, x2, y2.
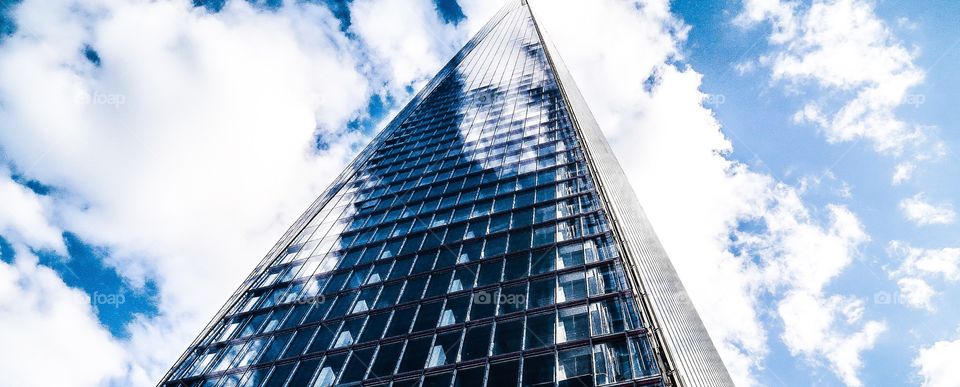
(557, 346, 593, 387)
(398, 337, 432, 373)
(460, 324, 492, 361)
(525, 313, 555, 349)
(593, 339, 633, 385)
(522, 353, 555, 387)
(487, 360, 520, 386)
(492, 318, 523, 355)
(557, 305, 590, 343)
(427, 331, 463, 367)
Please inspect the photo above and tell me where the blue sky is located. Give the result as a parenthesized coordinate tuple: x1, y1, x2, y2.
(0, 0, 957, 386)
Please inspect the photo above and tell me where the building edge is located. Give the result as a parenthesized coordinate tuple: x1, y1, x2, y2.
(524, 1, 736, 386)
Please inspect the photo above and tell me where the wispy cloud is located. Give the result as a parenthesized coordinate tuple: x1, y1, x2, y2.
(900, 193, 956, 225)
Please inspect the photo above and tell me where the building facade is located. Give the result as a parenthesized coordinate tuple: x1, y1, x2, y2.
(160, 1, 733, 386)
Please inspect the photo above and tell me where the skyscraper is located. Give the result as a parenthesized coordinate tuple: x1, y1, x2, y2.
(160, 1, 733, 386)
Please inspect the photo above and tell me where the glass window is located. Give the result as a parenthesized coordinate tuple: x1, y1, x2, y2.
(450, 265, 477, 292)
(313, 353, 347, 387)
(424, 371, 455, 387)
(469, 288, 498, 320)
(528, 277, 555, 309)
(532, 224, 555, 247)
(282, 327, 316, 359)
(400, 276, 428, 303)
(530, 248, 556, 276)
(630, 336, 659, 377)
(492, 318, 523, 355)
(427, 331, 463, 368)
(398, 337, 432, 373)
(498, 282, 527, 315)
(413, 301, 444, 332)
(453, 366, 485, 387)
(460, 324, 492, 361)
(339, 348, 376, 384)
(439, 295, 470, 326)
(590, 298, 629, 336)
(503, 253, 530, 281)
(262, 362, 295, 387)
(359, 312, 390, 343)
(487, 360, 520, 386)
(593, 339, 633, 385)
(368, 343, 403, 378)
(557, 305, 590, 343)
(334, 317, 365, 348)
(286, 358, 321, 386)
(557, 346, 593, 387)
(352, 286, 379, 314)
(558, 271, 587, 303)
(257, 333, 292, 364)
(375, 282, 402, 309)
(525, 313, 555, 349)
(476, 259, 504, 286)
(522, 353, 555, 387)
(385, 305, 417, 338)
(306, 321, 339, 354)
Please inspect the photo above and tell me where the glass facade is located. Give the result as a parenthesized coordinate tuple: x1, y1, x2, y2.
(162, 1, 731, 386)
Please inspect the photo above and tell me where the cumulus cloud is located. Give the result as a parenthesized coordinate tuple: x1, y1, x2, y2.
(895, 277, 936, 311)
(0, 247, 126, 387)
(899, 193, 956, 225)
(739, 0, 927, 155)
(527, 0, 883, 385)
(0, 0, 477, 384)
(892, 161, 915, 185)
(0, 171, 65, 253)
(887, 241, 960, 312)
(915, 332, 960, 387)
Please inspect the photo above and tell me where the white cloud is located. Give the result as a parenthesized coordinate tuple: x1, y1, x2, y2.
(915, 332, 960, 387)
(740, 0, 926, 155)
(0, 0, 472, 384)
(527, 0, 883, 385)
(0, 171, 65, 253)
(887, 241, 960, 311)
(0, 247, 126, 387)
(350, 0, 465, 92)
(889, 241, 960, 281)
(892, 161, 915, 185)
(895, 277, 936, 311)
(899, 193, 956, 225)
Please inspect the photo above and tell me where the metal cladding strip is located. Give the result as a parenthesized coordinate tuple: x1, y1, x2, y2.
(156, 3, 518, 384)
(525, 1, 735, 386)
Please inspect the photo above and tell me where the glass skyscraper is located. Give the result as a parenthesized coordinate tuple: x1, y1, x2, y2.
(160, 1, 733, 386)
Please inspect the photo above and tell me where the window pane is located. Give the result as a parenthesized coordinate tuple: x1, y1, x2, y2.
(339, 348, 376, 384)
(427, 331, 463, 368)
(558, 346, 593, 387)
(368, 343, 403, 378)
(525, 313, 555, 349)
(460, 324, 492, 361)
(453, 366, 485, 387)
(487, 360, 520, 386)
(493, 318, 523, 355)
(522, 353, 555, 387)
(557, 305, 590, 343)
(593, 339, 633, 385)
(399, 337, 432, 373)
